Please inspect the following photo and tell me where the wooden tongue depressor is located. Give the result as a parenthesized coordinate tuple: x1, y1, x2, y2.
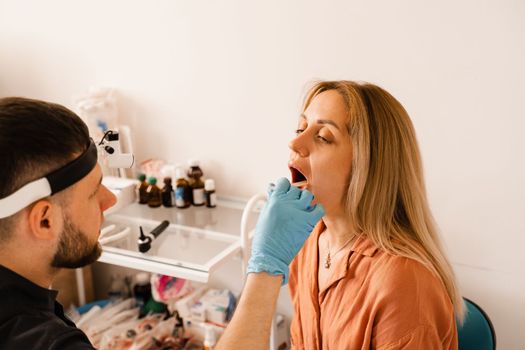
(267, 180, 307, 192)
(292, 180, 308, 188)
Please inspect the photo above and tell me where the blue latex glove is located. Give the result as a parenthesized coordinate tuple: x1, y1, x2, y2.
(247, 177, 324, 285)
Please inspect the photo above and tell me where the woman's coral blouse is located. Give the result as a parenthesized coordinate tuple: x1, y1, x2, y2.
(288, 221, 458, 349)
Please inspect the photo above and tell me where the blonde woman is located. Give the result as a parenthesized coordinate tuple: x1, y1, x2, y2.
(287, 80, 463, 349)
(217, 81, 463, 350)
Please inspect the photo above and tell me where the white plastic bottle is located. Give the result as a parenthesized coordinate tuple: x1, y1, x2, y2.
(203, 325, 216, 350)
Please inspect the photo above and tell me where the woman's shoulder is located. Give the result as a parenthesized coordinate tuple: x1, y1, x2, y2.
(363, 243, 457, 343)
(367, 248, 454, 316)
(371, 250, 443, 294)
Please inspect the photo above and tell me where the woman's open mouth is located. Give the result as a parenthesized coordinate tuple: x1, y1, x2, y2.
(289, 166, 308, 188)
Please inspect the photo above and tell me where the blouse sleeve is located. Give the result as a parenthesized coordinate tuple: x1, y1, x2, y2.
(370, 256, 458, 350)
(377, 324, 455, 350)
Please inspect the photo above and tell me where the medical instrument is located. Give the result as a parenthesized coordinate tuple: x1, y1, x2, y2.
(292, 180, 307, 188)
(98, 130, 135, 169)
(0, 130, 134, 219)
(137, 220, 170, 253)
(99, 224, 131, 245)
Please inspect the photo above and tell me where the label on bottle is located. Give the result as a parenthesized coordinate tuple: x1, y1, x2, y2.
(193, 188, 205, 205)
(208, 192, 217, 207)
(176, 187, 186, 207)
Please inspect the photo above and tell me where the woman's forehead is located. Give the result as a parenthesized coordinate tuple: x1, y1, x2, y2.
(301, 91, 349, 131)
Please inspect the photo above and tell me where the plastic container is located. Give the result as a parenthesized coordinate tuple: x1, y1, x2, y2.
(203, 325, 216, 350)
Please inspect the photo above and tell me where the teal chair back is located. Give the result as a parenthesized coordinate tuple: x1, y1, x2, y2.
(457, 298, 496, 350)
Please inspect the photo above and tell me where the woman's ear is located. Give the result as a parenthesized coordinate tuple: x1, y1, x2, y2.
(28, 200, 60, 240)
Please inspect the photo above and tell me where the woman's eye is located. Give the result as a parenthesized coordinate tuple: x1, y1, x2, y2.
(317, 135, 331, 144)
(295, 129, 304, 135)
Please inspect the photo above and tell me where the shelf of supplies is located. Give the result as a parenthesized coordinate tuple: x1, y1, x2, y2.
(98, 199, 258, 283)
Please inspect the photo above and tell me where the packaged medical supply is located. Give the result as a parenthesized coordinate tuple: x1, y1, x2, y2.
(174, 286, 208, 319)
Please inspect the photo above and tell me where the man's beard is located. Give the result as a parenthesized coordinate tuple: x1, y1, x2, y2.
(51, 214, 102, 269)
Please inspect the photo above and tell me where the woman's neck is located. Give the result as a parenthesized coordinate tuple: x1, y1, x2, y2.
(322, 211, 357, 248)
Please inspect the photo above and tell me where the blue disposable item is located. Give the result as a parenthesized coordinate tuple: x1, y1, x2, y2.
(247, 177, 324, 285)
(77, 299, 111, 315)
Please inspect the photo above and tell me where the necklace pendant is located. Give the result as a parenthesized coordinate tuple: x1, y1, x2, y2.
(324, 253, 331, 269)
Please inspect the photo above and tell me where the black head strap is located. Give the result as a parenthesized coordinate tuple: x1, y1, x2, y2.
(45, 139, 98, 195)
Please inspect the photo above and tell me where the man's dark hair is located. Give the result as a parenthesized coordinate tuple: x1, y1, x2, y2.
(0, 97, 90, 242)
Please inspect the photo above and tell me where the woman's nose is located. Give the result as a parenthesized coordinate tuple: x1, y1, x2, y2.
(288, 132, 310, 157)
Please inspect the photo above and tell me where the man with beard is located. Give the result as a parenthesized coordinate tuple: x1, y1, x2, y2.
(0, 97, 323, 350)
(0, 97, 116, 349)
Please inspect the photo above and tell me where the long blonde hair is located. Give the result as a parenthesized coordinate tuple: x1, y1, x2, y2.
(303, 80, 464, 321)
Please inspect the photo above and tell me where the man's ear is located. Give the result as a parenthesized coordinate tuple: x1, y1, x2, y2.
(28, 200, 61, 240)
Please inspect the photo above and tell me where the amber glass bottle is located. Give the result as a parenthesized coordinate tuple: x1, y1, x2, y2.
(174, 167, 192, 209)
(147, 177, 162, 208)
(138, 173, 149, 204)
(161, 177, 175, 207)
(188, 160, 205, 206)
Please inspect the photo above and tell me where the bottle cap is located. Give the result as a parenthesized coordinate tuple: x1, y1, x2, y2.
(188, 159, 200, 167)
(175, 167, 185, 180)
(148, 177, 157, 185)
(204, 179, 215, 191)
(135, 272, 150, 285)
(137, 173, 146, 181)
(163, 177, 172, 184)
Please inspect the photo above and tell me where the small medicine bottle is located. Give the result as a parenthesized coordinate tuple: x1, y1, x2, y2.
(174, 167, 192, 209)
(188, 160, 205, 206)
(137, 173, 149, 204)
(161, 177, 175, 208)
(133, 272, 152, 316)
(203, 325, 216, 350)
(146, 177, 162, 208)
(204, 179, 217, 208)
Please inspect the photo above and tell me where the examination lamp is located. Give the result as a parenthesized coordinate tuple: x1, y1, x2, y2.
(0, 130, 134, 219)
(99, 130, 135, 169)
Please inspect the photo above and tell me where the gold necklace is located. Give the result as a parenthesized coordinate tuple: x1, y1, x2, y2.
(324, 236, 354, 269)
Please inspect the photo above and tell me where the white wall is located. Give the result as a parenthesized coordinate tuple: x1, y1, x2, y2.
(1, 0, 524, 348)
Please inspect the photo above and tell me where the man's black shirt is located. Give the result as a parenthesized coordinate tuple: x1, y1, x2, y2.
(0, 264, 95, 349)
